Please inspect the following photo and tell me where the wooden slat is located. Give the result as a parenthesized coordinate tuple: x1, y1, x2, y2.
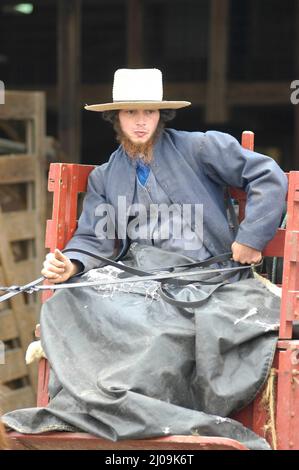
(0, 155, 35, 184)
(8, 433, 248, 451)
(0, 385, 35, 413)
(263, 229, 286, 258)
(294, 1, 299, 170)
(58, 0, 81, 163)
(0, 265, 9, 311)
(48, 163, 95, 193)
(14, 259, 36, 286)
(127, 0, 143, 67)
(0, 138, 26, 153)
(22, 304, 37, 330)
(228, 81, 291, 106)
(0, 305, 37, 342)
(0, 309, 18, 341)
(206, 0, 229, 123)
(0, 348, 27, 382)
(0, 210, 38, 390)
(0, 91, 43, 120)
(1, 210, 35, 241)
(280, 172, 299, 338)
(32, 91, 47, 282)
(0, 305, 37, 341)
(0, 91, 46, 404)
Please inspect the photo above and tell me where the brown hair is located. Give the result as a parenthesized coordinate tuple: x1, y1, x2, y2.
(102, 109, 176, 126)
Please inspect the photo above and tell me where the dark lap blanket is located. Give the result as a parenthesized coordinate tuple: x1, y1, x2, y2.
(3, 245, 280, 450)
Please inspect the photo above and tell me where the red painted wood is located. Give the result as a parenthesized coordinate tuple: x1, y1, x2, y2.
(280, 172, 299, 338)
(43, 163, 95, 303)
(36, 358, 50, 407)
(276, 343, 299, 450)
(232, 132, 254, 222)
(241, 131, 255, 151)
(8, 432, 248, 451)
(278, 340, 299, 349)
(263, 229, 285, 258)
(231, 404, 253, 430)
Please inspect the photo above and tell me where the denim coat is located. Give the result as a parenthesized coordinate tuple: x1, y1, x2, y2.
(64, 128, 288, 272)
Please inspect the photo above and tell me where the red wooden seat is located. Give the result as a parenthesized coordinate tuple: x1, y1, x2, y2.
(8, 132, 299, 450)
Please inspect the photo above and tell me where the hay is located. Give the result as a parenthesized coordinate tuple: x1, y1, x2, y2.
(261, 368, 278, 450)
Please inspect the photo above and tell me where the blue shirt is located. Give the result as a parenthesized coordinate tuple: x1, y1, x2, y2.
(136, 159, 150, 186)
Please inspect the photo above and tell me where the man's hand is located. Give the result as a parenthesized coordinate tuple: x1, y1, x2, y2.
(231, 241, 262, 265)
(41, 249, 80, 284)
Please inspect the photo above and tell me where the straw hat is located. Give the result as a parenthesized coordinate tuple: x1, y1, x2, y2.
(84, 68, 191, 112)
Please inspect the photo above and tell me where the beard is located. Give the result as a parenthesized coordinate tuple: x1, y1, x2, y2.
(114, 120, 163, 164)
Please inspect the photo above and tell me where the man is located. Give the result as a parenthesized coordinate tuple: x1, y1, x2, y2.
(3, 69, 287, 450)
(41, 68, 286, 282)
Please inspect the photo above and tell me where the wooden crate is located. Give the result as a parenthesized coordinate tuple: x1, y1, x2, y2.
(0, 91, 47, 412)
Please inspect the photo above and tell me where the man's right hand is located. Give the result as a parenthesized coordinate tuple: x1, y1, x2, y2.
(41, 249, 80, 284)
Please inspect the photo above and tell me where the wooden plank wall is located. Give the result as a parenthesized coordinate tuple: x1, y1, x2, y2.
(0, 91, 47, 413)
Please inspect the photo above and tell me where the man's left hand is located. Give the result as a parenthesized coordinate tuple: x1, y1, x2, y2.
(231, 241, 262, 265)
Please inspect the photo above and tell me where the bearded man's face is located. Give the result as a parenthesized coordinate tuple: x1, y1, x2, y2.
(118, 109, 160, 144)
(117, 109, 160, 163)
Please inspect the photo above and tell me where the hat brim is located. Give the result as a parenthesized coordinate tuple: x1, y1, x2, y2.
(84, 101, 191, 112)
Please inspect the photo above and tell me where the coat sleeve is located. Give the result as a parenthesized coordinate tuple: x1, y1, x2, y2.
(63, 166, 116, 274)
(198, 131, 288, 251)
